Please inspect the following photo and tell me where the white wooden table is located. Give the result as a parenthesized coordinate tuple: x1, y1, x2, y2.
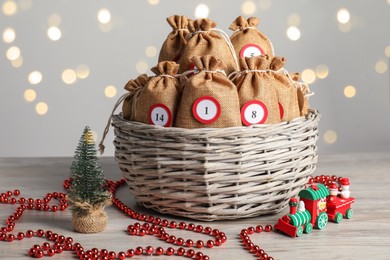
(1, 153, 389, 259)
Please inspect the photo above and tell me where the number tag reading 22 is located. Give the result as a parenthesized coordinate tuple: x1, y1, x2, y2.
(192, 96, 221, 124)
(148, 104, 173, 127)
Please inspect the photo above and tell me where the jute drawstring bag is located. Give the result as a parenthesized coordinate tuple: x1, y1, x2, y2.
(69, 195, 111, 233)
(158, 15, 190, 62)
(270, 57, 300, 121)
(290, 72, 311, 116)
(229, 16, 274, 63)
(232, 55, 280, 125)
(178, 18, 239, 75)
(134, 61, 181, 127)
(175, 55, 241, 128)
(122, 74, 149, 121)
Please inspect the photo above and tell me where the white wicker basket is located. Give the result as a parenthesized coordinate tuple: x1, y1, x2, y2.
(112, 109, 320, 221)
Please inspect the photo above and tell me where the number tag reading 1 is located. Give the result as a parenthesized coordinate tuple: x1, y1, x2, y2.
(148, 104, 172, 127)
(192, 96, 221, 124)
(241, 100, 268, 126)
(239, 43, 264, 58)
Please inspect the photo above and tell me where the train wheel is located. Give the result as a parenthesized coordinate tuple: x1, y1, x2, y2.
(296, 226, 303, 237)
(304, 223, 313, 234)
(346, 209, 353, 219)
(316, 212, 328, 230)
(335, 212, 343, 223)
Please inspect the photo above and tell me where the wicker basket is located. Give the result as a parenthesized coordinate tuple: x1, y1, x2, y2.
(112, 109, 320, 221)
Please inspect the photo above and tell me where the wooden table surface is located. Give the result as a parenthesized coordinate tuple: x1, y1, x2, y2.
(1, 153, 389, 259)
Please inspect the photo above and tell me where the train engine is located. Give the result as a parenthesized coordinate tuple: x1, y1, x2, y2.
(275, 183, 330, 237)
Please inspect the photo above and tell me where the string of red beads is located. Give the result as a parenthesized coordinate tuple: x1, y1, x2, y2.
(1, 178, 227, 259)
(1, 175, 345, 259)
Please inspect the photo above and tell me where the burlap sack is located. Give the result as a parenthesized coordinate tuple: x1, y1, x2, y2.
(175, 55, 241, 128)
(270, 57, 300, 121)
(233, 55, 280, 125)
(134, 61, 181, 127)
(178, 18, 238, 75)
(290, 72, 310, 116)
(72, 209, 108, 233)
(158, 15, 190, 62)
(122, 74, 149, 121)
(229, 16, 274, 64)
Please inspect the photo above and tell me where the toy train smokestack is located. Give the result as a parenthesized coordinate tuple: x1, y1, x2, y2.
(289, 198, 298, 215)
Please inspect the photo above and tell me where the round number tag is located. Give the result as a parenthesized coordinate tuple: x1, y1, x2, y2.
(192, 96, 221, 124)
(278, 102, 284, 120)
(239, 43, 264, 58)
(241, 100, 268, 126)
(148, 104, 172, 127)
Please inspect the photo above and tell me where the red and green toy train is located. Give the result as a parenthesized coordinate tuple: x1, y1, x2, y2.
(274, 179, 355, 238)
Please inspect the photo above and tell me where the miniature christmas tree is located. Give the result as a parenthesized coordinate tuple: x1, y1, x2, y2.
(68, 126, 111, 233)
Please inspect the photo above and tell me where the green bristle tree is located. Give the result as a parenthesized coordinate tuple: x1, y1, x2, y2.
(68, 126, 111, 216)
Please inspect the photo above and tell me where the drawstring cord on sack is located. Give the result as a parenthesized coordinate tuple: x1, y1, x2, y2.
(228, 68, 314, 98)
(186, 28, 240, 72)
(98, 75, 178, 154)
(98, 92, 131, 154)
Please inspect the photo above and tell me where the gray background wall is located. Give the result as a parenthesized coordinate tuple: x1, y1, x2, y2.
(1, 0, 389, 157)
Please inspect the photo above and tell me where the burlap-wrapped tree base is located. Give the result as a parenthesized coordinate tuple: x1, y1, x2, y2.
(72, 208, 108, 233)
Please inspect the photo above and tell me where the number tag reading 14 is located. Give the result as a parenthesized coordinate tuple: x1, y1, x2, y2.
(241, 100, 268, 126)
(192, 96, 221, 124)
(148, 104, 173, 127)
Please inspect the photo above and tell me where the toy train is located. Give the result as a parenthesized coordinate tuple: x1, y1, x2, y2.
(274, 178, 355, 237)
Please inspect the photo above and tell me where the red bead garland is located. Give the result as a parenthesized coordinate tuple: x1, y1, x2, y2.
(0, 178, 227, 259)
(0, 175, 346, 259)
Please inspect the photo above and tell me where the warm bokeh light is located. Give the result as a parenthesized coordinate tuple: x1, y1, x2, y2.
(287, 13, 301, 26)
(148, 0, 159, 5)
(48, 13, 61, 26)
(35, 102, 48, 115)
(28, 71, 43, 85)
(385, 46, 390, 57)
(375, 60, 387, 74)
(315, 64, 329, 79)
(241, 1, 256, 15)
(6, 46, 21, 61)
(62, 69, 77, 84)
(24, 89, 37, 102)
(324, 130, 337, 144)
(301, 69, 316, 84)
(195, 4, 209, 18)
(3, 27, 16, 43)
(11, 55, 23, 68)
(344, 85, 356, 98)
(145, 46, 157, 58)
(136, 61, 148, 74)
(287, 26, 301, 41)
(337, 8, 350, 24)
(47, 26, 62, 41)
(104, 85, 117, 98)
(2, 0, 17, 16)
(97, 8, 111, 24)
(76, 64, 90, 79)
